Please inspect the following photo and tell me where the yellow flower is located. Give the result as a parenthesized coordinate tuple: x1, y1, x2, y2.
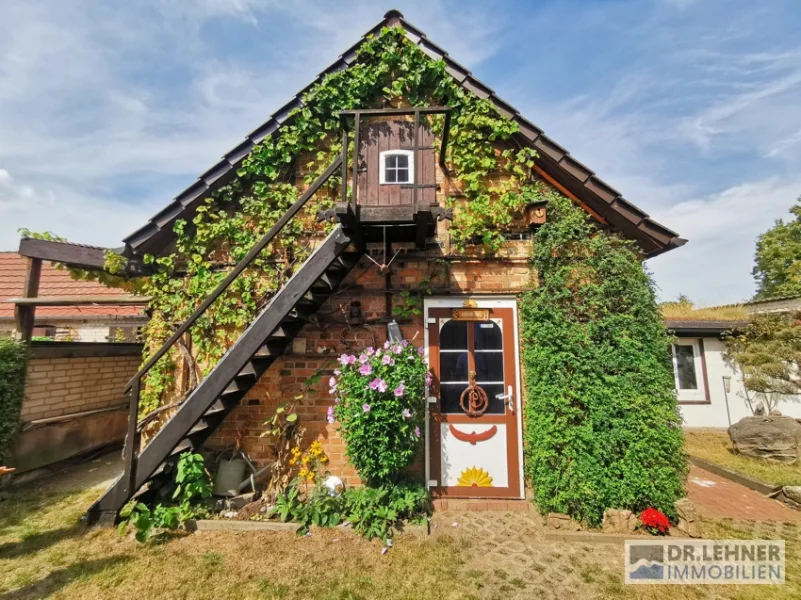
(320, 453, 329, 463)
(301, 455, 310, 465)
(298, 467, 309, 478)
(306, 471, 316, 481)
(289, 457, 297, 466)
(291, 447, 301, 457)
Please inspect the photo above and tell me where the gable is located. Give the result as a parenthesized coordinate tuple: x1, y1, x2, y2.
(122, 10, 685, 259)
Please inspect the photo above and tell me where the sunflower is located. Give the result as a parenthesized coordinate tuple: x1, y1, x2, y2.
(456, 466, 494, 487)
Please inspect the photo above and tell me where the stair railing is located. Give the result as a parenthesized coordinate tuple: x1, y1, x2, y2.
(118, 152, 344, 505)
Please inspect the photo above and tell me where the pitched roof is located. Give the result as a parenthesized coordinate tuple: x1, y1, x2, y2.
(0, 252, 146, 320)
(122, 9, 686, 259)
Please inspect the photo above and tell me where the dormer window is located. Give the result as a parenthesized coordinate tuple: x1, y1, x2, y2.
(380, 150, 414, 184)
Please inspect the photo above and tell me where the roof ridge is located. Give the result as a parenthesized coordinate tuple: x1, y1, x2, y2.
(121, 11, 685, 258)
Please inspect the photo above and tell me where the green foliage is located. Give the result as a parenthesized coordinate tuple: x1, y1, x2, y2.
(120, 452, 211, 542)
(172, 451, 213, 503)
(753, 198, 801, 299)
(272, 480, 429, 541)
(0, 338, 27, 464)
(520, 194, 686, 526)
(342, 482, 429, 540)
(332, 342, 427, 484)
(724, 312, 801, 413)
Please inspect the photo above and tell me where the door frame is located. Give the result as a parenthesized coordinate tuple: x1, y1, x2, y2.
(423, 296, 525, 499)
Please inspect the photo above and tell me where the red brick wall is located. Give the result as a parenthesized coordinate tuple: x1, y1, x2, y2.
(207, 252, 533, 487)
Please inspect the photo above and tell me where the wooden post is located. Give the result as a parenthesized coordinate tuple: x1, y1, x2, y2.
(120, 376, 140, 505)
(16, 257, 41, 343)
(352, 112, 360, 214)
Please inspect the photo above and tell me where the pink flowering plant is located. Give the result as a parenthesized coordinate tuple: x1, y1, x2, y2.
(331, 341, 428, 484)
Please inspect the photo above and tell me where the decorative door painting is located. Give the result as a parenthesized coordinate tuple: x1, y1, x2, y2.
(429, 306, 521, 498)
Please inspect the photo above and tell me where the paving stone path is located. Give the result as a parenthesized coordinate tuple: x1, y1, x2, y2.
(687, 466, 801, 521)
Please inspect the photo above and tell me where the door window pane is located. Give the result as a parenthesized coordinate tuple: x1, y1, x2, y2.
(674, 345, 698, 390)
(440, 320, 467, 350)
(474, 321, 502, 350)
(474, 353, 504, 383)
(440, 351, 468, 383)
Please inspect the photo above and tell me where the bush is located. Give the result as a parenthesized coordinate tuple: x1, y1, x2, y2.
(331, 341, 428, 484)
(273, 479, 429, 541)
(0, 338, 28, 464)
(521, 194, 687, 526)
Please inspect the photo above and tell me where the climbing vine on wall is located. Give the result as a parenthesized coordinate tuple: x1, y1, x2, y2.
(49, 27, 544, 418)
(520, 194, 686, 526)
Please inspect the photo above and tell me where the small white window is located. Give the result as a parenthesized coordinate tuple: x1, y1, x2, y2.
(672, 340, 706, 402)
(379, 150, 414, 185)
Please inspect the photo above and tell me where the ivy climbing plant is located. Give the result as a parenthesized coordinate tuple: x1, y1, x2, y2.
(50, 26, 543, 419)
(520, 194, 687, 526)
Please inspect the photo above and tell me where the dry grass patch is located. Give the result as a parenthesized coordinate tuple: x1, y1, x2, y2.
(685, 430, 801, 486)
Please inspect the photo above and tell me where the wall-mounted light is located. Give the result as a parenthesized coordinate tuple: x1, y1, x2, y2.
(386, 320, 403, 343)
(722, 376, 732, 393)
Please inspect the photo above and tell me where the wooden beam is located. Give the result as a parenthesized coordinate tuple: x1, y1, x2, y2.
(17, 238, 152, 276)
(15, 258, 41, 343)
(338, 106, 450, 117)
(7, 295, 148, 306)
(533, 164, 607, 226)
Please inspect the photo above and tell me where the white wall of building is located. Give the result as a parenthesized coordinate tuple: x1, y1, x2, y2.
(678, 336, 801, 428)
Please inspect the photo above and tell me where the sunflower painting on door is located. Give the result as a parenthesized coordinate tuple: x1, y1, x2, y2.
(457, 466, 494, 487)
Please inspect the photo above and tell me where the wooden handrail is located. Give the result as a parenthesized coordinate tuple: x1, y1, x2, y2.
(124, 153, 343, 393)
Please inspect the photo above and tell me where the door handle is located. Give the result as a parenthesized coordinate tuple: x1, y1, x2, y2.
(495, 385, 514, 414)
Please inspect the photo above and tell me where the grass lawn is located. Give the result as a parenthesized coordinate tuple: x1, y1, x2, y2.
(685, 430, 801, 487)
(2, 453, 801, 599)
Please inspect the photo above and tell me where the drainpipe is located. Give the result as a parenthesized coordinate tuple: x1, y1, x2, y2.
(722, 376, 733, 427)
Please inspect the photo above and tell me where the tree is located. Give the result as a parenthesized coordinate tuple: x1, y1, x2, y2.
(521, 194, 687, 525)
(724, 312, 801, 414)
(753, 198, 801, 300)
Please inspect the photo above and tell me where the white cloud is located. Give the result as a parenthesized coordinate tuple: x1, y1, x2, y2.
(648, 177, 801, 305)
(0, 0, 504, 251)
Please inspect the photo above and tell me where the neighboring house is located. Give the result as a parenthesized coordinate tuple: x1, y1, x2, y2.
(0, 251, 147, 341)
(17, 11, 688, 524)
(666, 314, 801, 429)
(1, 250, 148, 474)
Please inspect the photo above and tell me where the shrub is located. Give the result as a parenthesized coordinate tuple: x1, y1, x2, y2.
(521, 194, 687, 526)
(331, 341, 428, 484)
(272, 479, 429, 541)
(120, 452, 212, 542)
(0, 338, 28, 464)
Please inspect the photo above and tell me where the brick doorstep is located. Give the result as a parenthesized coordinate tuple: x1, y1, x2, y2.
(432, 498, 531, 512)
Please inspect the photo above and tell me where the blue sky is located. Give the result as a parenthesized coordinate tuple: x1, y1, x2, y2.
(1, 0, 800, 305)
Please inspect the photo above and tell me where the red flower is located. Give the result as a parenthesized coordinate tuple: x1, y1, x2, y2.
(639, 507, 670, 534)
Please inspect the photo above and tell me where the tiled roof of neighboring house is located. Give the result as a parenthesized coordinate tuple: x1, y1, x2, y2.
(0, 252, 146, 320)
(121, 9, 686, 260)
(664, 319, 749, 335)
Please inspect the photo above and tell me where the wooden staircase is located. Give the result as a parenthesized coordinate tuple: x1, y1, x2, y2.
(85, 154, 362, 525)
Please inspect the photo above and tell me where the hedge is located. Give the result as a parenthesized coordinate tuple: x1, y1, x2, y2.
(0, 338, 28, 464)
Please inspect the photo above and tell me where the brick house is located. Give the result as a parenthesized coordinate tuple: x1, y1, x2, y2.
(0, 250, 147, 341)
(18, 11, 685, 523)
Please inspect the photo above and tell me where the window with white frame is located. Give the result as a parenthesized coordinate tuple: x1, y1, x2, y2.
(672, 339, 707, 402)
(379, 150, 414, 184)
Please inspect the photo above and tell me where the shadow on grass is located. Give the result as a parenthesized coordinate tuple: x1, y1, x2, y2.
(0, 487, 91, 536)
(2, 555, 131, 600)
(0, 522, 86, 559)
